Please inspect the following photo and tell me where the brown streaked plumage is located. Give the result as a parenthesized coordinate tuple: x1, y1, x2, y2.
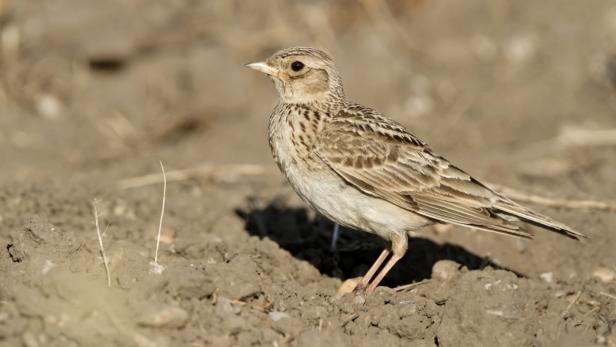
(247, 47, 585, 295)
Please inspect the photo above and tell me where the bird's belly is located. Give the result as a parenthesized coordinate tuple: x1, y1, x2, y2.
(283, 161, 431, 240)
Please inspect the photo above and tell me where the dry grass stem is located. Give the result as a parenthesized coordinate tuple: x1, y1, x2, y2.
(119, 163, 271, 189)
(92, 200, 111, 287)
(489, 184, 616, 212)
(340, 313, 360, 328)
(150, 161, 167, 274)
(394, 279, 431, 292)
(562, 289, 584, 317)
(598, 291, 616, 301)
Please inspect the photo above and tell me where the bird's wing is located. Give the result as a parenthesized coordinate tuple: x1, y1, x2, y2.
(315, 104, 584, 239)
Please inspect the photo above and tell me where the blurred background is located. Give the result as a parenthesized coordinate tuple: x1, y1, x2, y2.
(2, 1, 616, 346)
(2, 0, 615, 190)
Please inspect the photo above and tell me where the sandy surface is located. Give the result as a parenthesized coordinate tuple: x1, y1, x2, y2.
(1, 0, 616, 346)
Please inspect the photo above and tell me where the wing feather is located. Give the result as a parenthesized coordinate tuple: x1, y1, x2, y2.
(316, 104, 584, 239)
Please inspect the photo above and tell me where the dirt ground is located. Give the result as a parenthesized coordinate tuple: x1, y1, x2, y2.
(1, 0, 616, 346)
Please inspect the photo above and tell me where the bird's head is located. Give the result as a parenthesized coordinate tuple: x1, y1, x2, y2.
(246, 47, 344, 104)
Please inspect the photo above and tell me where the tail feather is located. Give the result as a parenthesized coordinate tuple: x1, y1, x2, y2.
(494, 201, 586, 240)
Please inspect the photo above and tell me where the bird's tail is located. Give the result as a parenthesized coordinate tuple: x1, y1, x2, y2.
(494, 200, 586, 240)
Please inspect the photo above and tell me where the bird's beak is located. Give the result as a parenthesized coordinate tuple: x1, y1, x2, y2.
(245, 61, 278, 76)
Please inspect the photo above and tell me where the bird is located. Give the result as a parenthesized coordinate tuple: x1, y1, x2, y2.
(246, 47, 585, 295)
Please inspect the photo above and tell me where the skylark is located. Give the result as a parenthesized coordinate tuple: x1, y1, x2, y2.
(247, 47, 585, 294)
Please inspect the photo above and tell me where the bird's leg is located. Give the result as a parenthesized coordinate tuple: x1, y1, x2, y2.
(353, 248, 390, 294)
(365, 232, 408, 294)
(330, 223, 341, 251)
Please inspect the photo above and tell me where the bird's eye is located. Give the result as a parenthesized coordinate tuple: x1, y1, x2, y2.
(291, 61, 304, 72)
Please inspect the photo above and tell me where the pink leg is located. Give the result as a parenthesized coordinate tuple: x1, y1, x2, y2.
(354, 248, 390, 293)
(365, 254, 403, 294)
(365, 233, 409, 294)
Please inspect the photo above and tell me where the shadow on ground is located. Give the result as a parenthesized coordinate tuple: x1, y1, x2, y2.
(235, 198, 524, 287)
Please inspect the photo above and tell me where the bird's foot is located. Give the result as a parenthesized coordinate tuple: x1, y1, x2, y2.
(336, 277, 363, 296)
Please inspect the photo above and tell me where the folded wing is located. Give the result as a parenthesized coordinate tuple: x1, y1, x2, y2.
(316, 104, 584, 240)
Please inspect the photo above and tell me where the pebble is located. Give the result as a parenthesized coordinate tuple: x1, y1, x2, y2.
(592, 267, 615, 283)
(540, 272, 554, 283)
(268, 311, 289, 322)
(36, 94, 62, 119)
(138, 306, 189, 329)
(432, 260, 460, 281)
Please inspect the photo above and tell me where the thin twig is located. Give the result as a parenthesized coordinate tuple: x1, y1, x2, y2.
(340, 313, 359, 327)
(488, 183, 616, 212)
(154, 160, 167, 264)
(562, 289, 584, 318)
(92, 200, 111, 287)
(119, 163, 271, 189)
(150, 161, 167, 274)
(394, 279, 431, 292)
(598, 291, 616, 301)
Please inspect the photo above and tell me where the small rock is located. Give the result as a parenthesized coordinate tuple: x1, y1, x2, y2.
(540, 272, 554, 283)
(485, 309, 504, 317)
(36, 94, 62, 119)
(268, 311, 289, 322)
(337, 277, 361, 296)
(592, 267, 615, 283)
(139, 306, 189, 329)
(149, 261, 166, 274)
(432, 260, 460, 281)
